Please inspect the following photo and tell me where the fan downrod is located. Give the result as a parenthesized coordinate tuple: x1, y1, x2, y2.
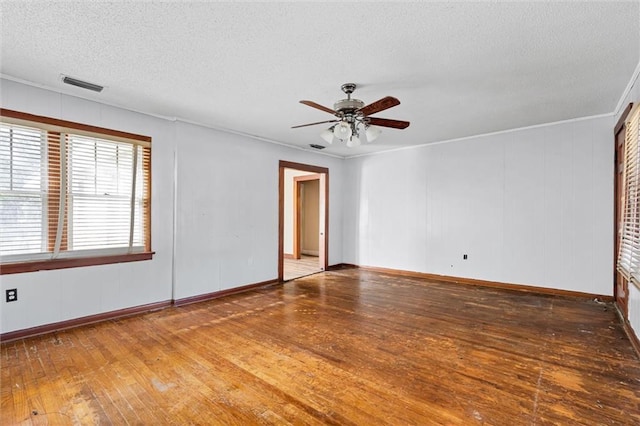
(334, 82, 364, 112)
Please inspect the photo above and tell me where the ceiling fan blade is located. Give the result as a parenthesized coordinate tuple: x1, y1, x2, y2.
(291, 119, 338, 129)
(359, 96, 400, 116)
(299, 100, 336, 115)
(368, 117, 410, 129)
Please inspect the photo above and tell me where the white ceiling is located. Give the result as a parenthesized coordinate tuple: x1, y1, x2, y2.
(1, 1, 639, 158)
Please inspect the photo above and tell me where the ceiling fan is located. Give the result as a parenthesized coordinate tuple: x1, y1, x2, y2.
(292, 83, 410, 147)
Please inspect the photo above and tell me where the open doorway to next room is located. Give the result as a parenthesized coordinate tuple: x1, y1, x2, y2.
(279, 161, 328, 281)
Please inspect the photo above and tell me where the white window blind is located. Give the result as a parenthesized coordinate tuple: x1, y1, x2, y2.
(618, 104, 640, 284)
(0, 113, 151, 265)
(0, 124, 47, 256)
(68, 135, 136, 250)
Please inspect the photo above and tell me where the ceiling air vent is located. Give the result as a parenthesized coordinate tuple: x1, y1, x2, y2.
(62, 75, 104, 92)
(309, 144, 326, 150)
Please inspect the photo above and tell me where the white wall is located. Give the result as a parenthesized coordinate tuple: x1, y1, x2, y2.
(172, 122, 343, 300)
(343, 116, 613, 296)
(615, 63, 640, 338)
(0, 79, 344, 332)
(283, 169, 315, 255)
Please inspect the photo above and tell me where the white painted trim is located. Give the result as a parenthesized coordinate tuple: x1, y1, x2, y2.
(0, 74, 343, 159)
(0, 74, 176, 121)
(345, 112, 615, 159)
(614, 60, 640, 117)
(3, 68, 631, 162)
(174, 117, 343, 159)
(171, 146, 178, 302)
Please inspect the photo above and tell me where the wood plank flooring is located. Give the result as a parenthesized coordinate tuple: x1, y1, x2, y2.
(283, 255, 321, 281)
(2, 268, 640, 425)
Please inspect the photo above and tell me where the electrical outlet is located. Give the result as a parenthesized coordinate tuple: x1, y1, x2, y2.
(463, 254, 468, 260)
(6, 288, 17, 302)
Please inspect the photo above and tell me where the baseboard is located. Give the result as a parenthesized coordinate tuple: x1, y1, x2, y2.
(326, 263, 358, 271)
(173, 278, 280, 307)
(283, 253, 294, 259)
(0, 300, 172, 343)
(1, 278, 282, 343)
(2, 265, 617, 344)
(355, 264, 615, 301)
(615, 305, 640, 360)
(301, 250, 319, 256)
(622, 320, 640, 360)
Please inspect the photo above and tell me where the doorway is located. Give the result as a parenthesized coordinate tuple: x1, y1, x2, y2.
(278, 160, 329, 281)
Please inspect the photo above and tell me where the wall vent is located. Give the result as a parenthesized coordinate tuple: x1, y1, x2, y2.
(62, 75, 104, 92)
(309, 144, 326, 150)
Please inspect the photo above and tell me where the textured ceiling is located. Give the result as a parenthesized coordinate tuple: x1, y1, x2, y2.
(1, 1, 639, 157)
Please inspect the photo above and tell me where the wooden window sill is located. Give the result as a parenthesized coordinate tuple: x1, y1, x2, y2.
(0, 252, 155, 275)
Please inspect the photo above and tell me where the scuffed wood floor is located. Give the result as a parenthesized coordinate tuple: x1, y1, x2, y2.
(2, 268, 640, 425)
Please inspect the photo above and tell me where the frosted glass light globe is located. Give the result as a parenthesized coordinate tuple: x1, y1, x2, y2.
(365, 125, 381, 142)
(333, 121, 352, 140)
(320, 127, 334, 144)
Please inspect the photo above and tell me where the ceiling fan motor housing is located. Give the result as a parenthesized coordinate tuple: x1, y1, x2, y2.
(333, 98, 365, 116)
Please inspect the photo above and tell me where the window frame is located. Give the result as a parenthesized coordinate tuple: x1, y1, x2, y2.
(617, 103, 640, 290)
(0, 108, 153, 275)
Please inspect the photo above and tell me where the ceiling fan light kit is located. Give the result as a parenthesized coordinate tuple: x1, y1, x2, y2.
(292, 83, 410, 148)
(333, 121, 352, 140)
(320, 127, 335, 144)
(365, 124, 382, 142)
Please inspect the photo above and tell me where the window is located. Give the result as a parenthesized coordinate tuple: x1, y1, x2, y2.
(618, 103, 640, 287)
(0, 109, 152, 273)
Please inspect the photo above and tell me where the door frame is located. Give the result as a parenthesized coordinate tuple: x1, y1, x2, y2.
(614, 102, 633, 318)
(278, 160, 329, 281)
(293, 174, 322, 259)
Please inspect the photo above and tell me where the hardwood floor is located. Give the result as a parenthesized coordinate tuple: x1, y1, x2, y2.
(2, 268, 640, 425)
(283, 254, 321, 281)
